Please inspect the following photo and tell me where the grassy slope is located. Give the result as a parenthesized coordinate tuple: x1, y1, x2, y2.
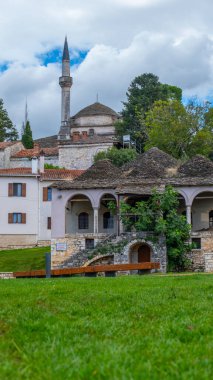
(0, 247, 49, 272)
(0, 275, 212, 380)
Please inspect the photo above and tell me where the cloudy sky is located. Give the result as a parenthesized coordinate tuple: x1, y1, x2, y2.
(0, 0, 213, 138)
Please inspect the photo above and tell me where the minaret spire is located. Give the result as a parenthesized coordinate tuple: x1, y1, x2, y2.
(58, 37, 73, 140)
(25, 98, 28, 126)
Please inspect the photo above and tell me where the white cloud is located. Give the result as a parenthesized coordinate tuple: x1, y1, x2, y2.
(0, 0, 213, 138)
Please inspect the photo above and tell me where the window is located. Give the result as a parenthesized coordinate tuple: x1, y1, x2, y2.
(103, 212, 114, 229)
(89, 128, 94, 137)
(43, 187, 52, 201)
(8, 213, 26, 224)
(47, 217, 51, 230)
(192, 238, 201, 250)
(8, 183, 26, 197)
(85, 239, 94, 249)
(47, 188, 52, 201)
(209, 210, 213, 228)
(78, 212, 89, 229)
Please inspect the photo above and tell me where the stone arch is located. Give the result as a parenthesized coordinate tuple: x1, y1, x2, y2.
(125, 239, 155, 264)
(64, 191, 96, 209)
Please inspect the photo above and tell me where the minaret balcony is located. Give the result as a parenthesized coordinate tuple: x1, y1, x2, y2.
(59, 76, 73, 88)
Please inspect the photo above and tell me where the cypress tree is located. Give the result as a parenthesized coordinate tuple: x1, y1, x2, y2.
(22, 120, 34, 149)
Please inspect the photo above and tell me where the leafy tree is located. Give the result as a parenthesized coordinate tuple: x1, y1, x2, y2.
(0, 98, 18, 141)
(145, 100, 213, 159)
(93, 146, 137, 167)
(116, 73, 182, 147)
(22, 120, 34, 149)
(120, 186, 192, 271)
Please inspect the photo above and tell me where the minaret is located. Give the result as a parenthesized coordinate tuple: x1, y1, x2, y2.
(58, 37, 73, 139)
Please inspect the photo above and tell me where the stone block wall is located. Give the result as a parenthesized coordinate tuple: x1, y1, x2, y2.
(188, 231, 213, 271)
(204, 253, 213, 272)
(51, 233, 108, 268)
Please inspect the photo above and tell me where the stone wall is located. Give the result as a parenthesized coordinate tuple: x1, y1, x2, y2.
(0, 272, 15, 279)
(10, 156, 59, 168)
(0, 234, 37, 249)
(51, 232, 167, 272)
(204, 253, 213, 272)
(51, 233, 108, 268)
(59, 143, 113, 170)
(113, 232, 167, 273)
(188, 231, 213, 271)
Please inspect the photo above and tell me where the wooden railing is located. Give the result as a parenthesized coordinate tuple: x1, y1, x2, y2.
(14, 262, 160, 278)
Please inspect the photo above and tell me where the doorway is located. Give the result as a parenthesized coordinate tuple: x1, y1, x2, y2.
(138, 244, 151, 262)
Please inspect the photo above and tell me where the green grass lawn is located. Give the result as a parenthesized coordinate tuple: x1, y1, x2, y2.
(0, 246, 49, 272)
(0, 275, 212, 380)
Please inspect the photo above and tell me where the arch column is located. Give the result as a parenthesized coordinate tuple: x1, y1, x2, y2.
(186, 205, 192, 225)
(94, 207, 99, 234)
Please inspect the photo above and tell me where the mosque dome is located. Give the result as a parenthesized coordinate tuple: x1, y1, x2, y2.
(74, 102, 119, 119)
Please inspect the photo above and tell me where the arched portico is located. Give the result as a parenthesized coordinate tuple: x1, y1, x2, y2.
(65, 194, 94, 234)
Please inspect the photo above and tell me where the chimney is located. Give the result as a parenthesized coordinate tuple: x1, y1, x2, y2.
(39, 150, 45, 173)
(32, 157, 38, 174)
(72, 131, 80, 142)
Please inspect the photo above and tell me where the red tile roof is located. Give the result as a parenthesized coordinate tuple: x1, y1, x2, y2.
(0, 168, 84, 180)
(0, 141, 20, 150)
(11, 145, 59, 158)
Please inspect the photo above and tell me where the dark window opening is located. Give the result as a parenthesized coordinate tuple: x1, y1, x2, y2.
(209, 210, 213, 228)
(89, 128, 94, 137)
(47, 217, 51, 230)
(78, 212, 89, 229)
(192, 238, 201, 250)
(103, 212, 114, 229)
(85, 239, 94, 250)
(13, 183, 22, 197)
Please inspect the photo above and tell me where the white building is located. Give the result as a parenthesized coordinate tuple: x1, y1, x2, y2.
(0, 158, 83, 248)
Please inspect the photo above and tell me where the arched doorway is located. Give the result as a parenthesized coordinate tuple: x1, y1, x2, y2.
(129, 242, 151, 263)
(138, 244, 151, 262)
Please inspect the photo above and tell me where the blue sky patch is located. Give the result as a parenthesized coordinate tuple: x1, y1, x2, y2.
(0, 62, 10, 72)
(38, 48, 88, 67)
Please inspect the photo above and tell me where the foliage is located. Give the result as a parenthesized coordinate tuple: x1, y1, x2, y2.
(0, 246, 49, 271)
(145, 99, 213, 159)
(120, 186, 192, 271)
(21, 120, 34, 149)
(93, 146, 137, 167)
(117, 73, 182, 147)
(0, 98, 19, 141)
(44, 163, 65, 169)
(0, 276, 213, 379)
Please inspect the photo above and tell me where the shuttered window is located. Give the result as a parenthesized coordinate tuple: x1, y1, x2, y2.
(78, 212, 89, 229)
(43, 187, 52, 201)
(8, 213, 26, 224)
(8, 183, 26, 197)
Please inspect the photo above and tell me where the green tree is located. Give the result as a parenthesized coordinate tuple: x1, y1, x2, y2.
(0, 98, 18, 141)
(120, 186, 191, 271)
(117, 73, 182, 147)
(22, 120, 34, 149)
(145, 100, 213, 159)
(94, 146, 137, 167)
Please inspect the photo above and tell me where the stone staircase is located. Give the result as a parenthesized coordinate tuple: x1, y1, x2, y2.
(59, 233, 120, 269)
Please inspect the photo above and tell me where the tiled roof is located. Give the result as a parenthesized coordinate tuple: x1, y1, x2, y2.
(0, 141, 20, 150)
(12, 145, 59, 158)
(0, 168, 84, 180)
(41, 169, 84, 180)
(34, 135, 58, 148)
(74, 102, 119, 119)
